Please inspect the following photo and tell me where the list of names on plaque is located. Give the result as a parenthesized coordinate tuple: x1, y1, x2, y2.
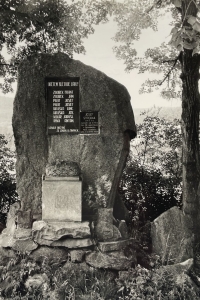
(80, 111, 99, 134)
(46, 77, 79, 134)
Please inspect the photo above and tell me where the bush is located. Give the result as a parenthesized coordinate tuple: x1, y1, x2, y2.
(120, 112, 182, 231)
(0, 134, 18, 225)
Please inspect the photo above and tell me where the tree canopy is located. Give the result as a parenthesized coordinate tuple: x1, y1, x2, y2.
(0, 0, 112, 93)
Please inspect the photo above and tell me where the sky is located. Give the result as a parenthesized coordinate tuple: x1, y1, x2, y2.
(1, 7, 181, 109)
(73, 14, 181, 109)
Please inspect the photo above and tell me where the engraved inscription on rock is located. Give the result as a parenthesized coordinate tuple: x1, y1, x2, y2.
(42, 177, 82, 222)
(46, 77, 80, 134)
(80, 111, 99, 134)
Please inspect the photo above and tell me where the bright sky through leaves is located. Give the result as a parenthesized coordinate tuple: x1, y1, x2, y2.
(1, 5, 181, 109)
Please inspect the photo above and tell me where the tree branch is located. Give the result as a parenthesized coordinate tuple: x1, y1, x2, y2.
(159, 53, 181, 86)
(146, 0, 162, 14)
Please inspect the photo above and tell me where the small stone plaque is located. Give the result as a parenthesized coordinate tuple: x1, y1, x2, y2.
(80, 111, 99, 134)
(42, 177, 82, 222)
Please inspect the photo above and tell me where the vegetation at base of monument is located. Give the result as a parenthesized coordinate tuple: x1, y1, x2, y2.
(120, 111, 182, 232)
(0, 134, 18, 225)
(0, 0, 112, 93)
(83, 175, 112, 210)
(0, 252, 118, 299)
(0, 252, 200, 300)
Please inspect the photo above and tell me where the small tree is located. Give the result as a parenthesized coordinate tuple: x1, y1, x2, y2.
(0, 134, 18, 224)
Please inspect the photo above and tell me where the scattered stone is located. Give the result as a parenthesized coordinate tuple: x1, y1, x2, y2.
(158, 258, 193, 275)
(32, 221, 91, 242)
(14, 228, 32, 239)
(98, 238, 134, 252)
(153, 259, 198, 294)
(85, 251, 134, 270)
(70, 250, 86, 263)
(12, 238, 38, 253)
(118, 220, 129, 239)
(62, 261, 91, 273)
(30, 246, 69, 265)
(95, 221, 121, 241)
(0, 231, 15, 248)
(151, 206, 193, 264)
(25, 273, 49, 290)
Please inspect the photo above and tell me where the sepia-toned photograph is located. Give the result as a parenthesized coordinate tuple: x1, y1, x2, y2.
(0, 0, 198, 299)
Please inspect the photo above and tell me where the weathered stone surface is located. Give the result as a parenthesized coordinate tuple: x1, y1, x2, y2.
(118, 220, 129, 239)
(151, 206, 193, 264)
(12, 238, 38, 252)
(17, 209, 32, 228)
(13, 52, 136, 218)
(30, 246, 69, 264)
(0, 231, 15, 248)
(70, 250, 86, 262)
(51, 238, 93, 248)
(95, 221, 121, 241)
(98, 238, 134, 252)
(85, 251, 134, 270)
(156, 258, 193, 276)
(14, 228, 32, 239)
(35, 237, 93, 248)
(46, 160, 80, 177)
(42, 177, 82, 222)
(6, 202, 20, 234)
(32, 221, 91, 242)
(97, 208, 113, 224)
(153, 259, 198, 293)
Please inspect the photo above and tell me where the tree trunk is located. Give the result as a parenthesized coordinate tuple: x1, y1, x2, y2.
(181, 0, 200, 274)
(181, 49, 200, 271)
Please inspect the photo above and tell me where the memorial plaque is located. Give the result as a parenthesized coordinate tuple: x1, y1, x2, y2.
(46, 77, 79, 134)
(42, 177, 82, 222)
(80, 111, 99, 134)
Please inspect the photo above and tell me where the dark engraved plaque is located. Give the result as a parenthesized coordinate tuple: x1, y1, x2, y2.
(46, 77, 79, 134)
(80, 111, 99, 134)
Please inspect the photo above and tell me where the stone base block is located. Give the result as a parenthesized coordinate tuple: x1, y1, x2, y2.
(98, 238, 134, 252)
(95, 221, 121, 241)
(32, 220, 91, 241)
(12, 238, 38, 252)
(35, 237, 93, 248)
(42, 177, 82, 222)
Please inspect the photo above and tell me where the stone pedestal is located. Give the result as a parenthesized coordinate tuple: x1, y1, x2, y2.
(42, 176, 82, 222)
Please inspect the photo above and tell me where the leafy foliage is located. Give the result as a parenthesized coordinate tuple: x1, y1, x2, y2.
(0, 134, 18, 224)
(0, 0, 110, 93)
(0, 253, 118, 299)
(116, 264, 200, 300)
(1, 252, 200, 300)
(107, 0, 200, 100)
(120, 111, 182, 229)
